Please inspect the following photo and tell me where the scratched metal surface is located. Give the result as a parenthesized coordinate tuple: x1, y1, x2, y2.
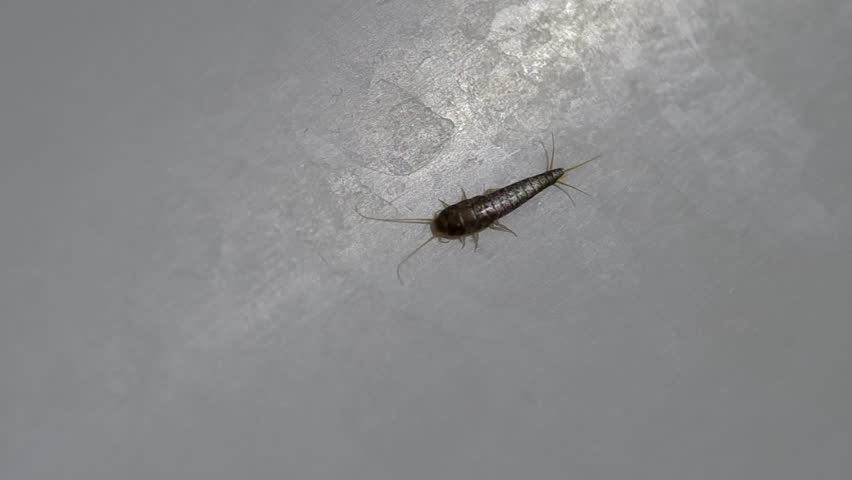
(2, 1, 852, 479)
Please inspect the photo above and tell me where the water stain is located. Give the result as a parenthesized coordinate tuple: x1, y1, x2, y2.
(341, 80, 455, 176)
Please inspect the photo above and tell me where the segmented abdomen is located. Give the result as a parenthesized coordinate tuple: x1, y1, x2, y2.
(458, 169, 564, 233)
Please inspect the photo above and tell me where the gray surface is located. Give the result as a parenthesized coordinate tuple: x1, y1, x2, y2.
(2, 0, 852, 478)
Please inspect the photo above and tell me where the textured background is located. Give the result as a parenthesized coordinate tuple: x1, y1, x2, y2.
(2, 1, 852, 478)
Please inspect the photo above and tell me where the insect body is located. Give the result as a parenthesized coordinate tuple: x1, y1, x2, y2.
(357, 134, 600, 283)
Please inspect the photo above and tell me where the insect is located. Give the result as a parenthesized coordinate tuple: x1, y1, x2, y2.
(356, 133, 600, 284)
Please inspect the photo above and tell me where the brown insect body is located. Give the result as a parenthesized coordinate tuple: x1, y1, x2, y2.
(356, 134, 599, 284)
(433, 169, 565, 238)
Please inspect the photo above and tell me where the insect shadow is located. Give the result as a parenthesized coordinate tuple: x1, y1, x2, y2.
(356, 133, 600, 284)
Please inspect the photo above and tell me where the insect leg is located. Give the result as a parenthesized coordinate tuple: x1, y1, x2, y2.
(439, 199, 450, 208)
(396, 236, 436, 285)
(472, 232, 479, 251)
(460, 187, 468, 200)
(489, 220, 517, 236)
(459, 236, 466, 248)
